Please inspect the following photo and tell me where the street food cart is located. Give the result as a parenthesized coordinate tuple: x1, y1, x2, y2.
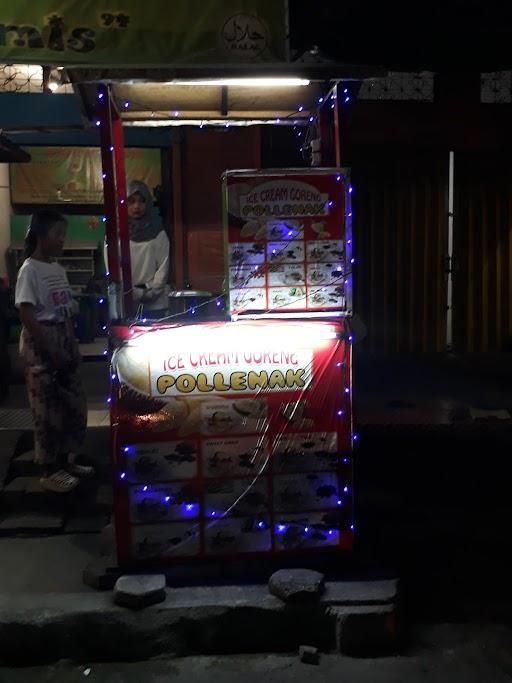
(108, 162, 354, 565)
(0, 0, 372, 568)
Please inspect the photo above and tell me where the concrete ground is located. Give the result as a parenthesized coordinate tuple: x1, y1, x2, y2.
(353, 350, 512, 423)
(1, 624, 512, 682)
(2, 354, 512, 608)
(0, 535, 100, 594)
(2, 352, 512, 667)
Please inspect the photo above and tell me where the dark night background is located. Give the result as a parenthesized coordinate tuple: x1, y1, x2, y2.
(3, 5, 512, 676)
(289, 0, 512, 70)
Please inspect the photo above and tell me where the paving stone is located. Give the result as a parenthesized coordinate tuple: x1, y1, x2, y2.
(269, 568, 325, 604)
(94, 484, 113, 512)
(0, 432, 22, 492)
(0, 454, 10, 493)
(99, 520, 116, 557)
(83, 426, 110, 454)
(82, 427, 111, 477)
(324, 579, 398, 605)
(74, 477, 97, 499)
(65, 514, 110, 534)
(12, 430, 34, 457)
(114, 574, 166, 609)
(9, 450, 38, 478)
(25, 476, 50, 502)
(4, 476, 71, 512)
(0, 512, 65, 533)
(73, 484, 113, 519)
(1, 476, 30, 507)
(299, 645, 320, 665)
(335, 603, 402, 656)
(83, 558, 120, 591)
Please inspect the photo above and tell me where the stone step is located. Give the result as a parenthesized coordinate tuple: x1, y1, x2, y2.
(0, 511, 65, 535)
(1, 475, 113, 516)
(0, 580, 401, 664)
(7, 424, 111, 477)
(2, 476, 37, 508)
(64, 512, 111, 534)
(92, 484, 113, 513)
(0, 431, 25, 495)
(9, 450, 39, 479)
(70, 483, 113, 516)
(9, 447, 112, 481)
(1, 476, 74, 512)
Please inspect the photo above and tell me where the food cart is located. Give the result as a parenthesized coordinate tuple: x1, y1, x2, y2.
(20, 0, 365, 568)
(107, 150, 354, 565)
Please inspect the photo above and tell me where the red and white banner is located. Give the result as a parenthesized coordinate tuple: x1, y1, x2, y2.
(111, 319, 353, 565)
(223, 170, 351, 315)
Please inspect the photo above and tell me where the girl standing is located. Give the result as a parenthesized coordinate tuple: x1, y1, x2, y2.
(15, 210, 93, 493)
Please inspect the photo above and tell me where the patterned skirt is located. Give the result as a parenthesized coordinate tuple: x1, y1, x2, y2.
(20, 323, 87, 465)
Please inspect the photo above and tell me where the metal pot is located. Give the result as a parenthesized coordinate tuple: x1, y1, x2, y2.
(167, 290, 213, 320)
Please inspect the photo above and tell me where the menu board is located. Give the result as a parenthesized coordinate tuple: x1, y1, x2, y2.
(223, 170, 352, 316)
(110, 319, 354, 565)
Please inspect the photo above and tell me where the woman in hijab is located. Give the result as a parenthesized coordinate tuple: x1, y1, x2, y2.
(117, 180, 170, 319)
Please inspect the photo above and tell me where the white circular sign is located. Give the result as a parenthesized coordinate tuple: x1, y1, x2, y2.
(221, 14, 268, 61)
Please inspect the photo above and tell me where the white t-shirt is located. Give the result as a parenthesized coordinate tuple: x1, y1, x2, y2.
(105, 230, 170, 310)
(15, 258, 74, 322)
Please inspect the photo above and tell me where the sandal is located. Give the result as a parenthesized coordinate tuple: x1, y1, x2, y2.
(66, 453, 95, 478)
(67, 462, 95, 478)
(40, 469, 79, 494)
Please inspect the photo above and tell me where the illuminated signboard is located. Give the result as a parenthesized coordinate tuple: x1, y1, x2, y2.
(110, 319, 354, 564)
(223, 169, 353, 316)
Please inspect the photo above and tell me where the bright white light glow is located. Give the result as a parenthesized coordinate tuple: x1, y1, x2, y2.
(167, 78, 310, 87)
(126, 321, 340, 354)
(235, 311, 346, 320)
(124, 119, 305, 128)
(47, 82, 59, 92)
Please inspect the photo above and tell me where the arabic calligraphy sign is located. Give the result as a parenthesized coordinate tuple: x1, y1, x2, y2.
(222, 13, 269, 60)
(0, 0, 287, 65)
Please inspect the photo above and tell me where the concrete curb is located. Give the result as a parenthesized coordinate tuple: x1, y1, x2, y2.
(0, 580, 400, 664)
